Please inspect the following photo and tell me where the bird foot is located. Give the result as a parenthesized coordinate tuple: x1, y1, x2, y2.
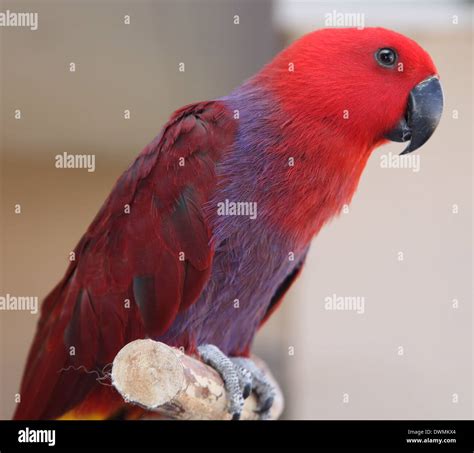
(197, 344, 276, 420)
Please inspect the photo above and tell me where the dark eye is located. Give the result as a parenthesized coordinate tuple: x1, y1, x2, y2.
(375, 48, 397, 68)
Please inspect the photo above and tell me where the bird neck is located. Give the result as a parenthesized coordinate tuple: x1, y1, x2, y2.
(219, 81, 374, 247)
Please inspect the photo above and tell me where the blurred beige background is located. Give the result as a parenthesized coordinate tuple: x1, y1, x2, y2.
(0, 0, 472, 419)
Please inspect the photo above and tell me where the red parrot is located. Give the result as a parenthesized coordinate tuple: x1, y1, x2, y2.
(14, 27, 443, 420)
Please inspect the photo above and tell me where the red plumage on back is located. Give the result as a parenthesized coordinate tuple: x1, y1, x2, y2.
(14, 101, 236, 420)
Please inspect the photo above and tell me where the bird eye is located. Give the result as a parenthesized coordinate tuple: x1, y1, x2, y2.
(375, 48, 397, 68)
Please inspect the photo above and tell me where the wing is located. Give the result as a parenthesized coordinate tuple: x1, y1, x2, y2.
(14, 101, 236, 419)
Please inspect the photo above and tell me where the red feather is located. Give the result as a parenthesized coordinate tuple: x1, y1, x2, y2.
(14, 101, 236, 420)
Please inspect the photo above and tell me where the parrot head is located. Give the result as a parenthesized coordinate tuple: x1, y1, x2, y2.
(259, 27, 443, 155)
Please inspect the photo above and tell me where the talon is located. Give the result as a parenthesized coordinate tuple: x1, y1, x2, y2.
(242, 382, 252, 399)
(197, 344, 245, 418)
(197, 344, 276, 420)
(231, 356, 276, 419)
(256, 396, 274, 414)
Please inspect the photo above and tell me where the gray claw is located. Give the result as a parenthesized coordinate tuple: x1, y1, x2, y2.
(232, 361, 253, 400)
(198, 344, 276, 420)
(231, 357, 276, 419)
(198, 344, 244, 418)
(242, 382, 252, 399)
(256, 395, 274, 414)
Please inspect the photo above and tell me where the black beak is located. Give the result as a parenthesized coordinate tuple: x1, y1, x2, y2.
(385, 76, 444, 155)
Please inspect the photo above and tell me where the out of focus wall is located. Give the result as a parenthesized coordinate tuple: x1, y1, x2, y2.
(1, 0, 472, 420)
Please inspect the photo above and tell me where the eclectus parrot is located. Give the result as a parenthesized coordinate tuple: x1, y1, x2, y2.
(14, 27, 443, 420)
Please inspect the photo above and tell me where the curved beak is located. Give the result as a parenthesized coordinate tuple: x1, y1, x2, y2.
(385, 76, 444, 155)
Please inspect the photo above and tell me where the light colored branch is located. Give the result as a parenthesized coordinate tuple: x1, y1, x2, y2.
(111, 339, 284, 420)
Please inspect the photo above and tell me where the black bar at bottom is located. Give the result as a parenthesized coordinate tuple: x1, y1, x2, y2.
(0, 420, 472, 451)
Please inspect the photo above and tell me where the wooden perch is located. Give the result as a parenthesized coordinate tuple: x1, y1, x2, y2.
(111, 339, 284, 420)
